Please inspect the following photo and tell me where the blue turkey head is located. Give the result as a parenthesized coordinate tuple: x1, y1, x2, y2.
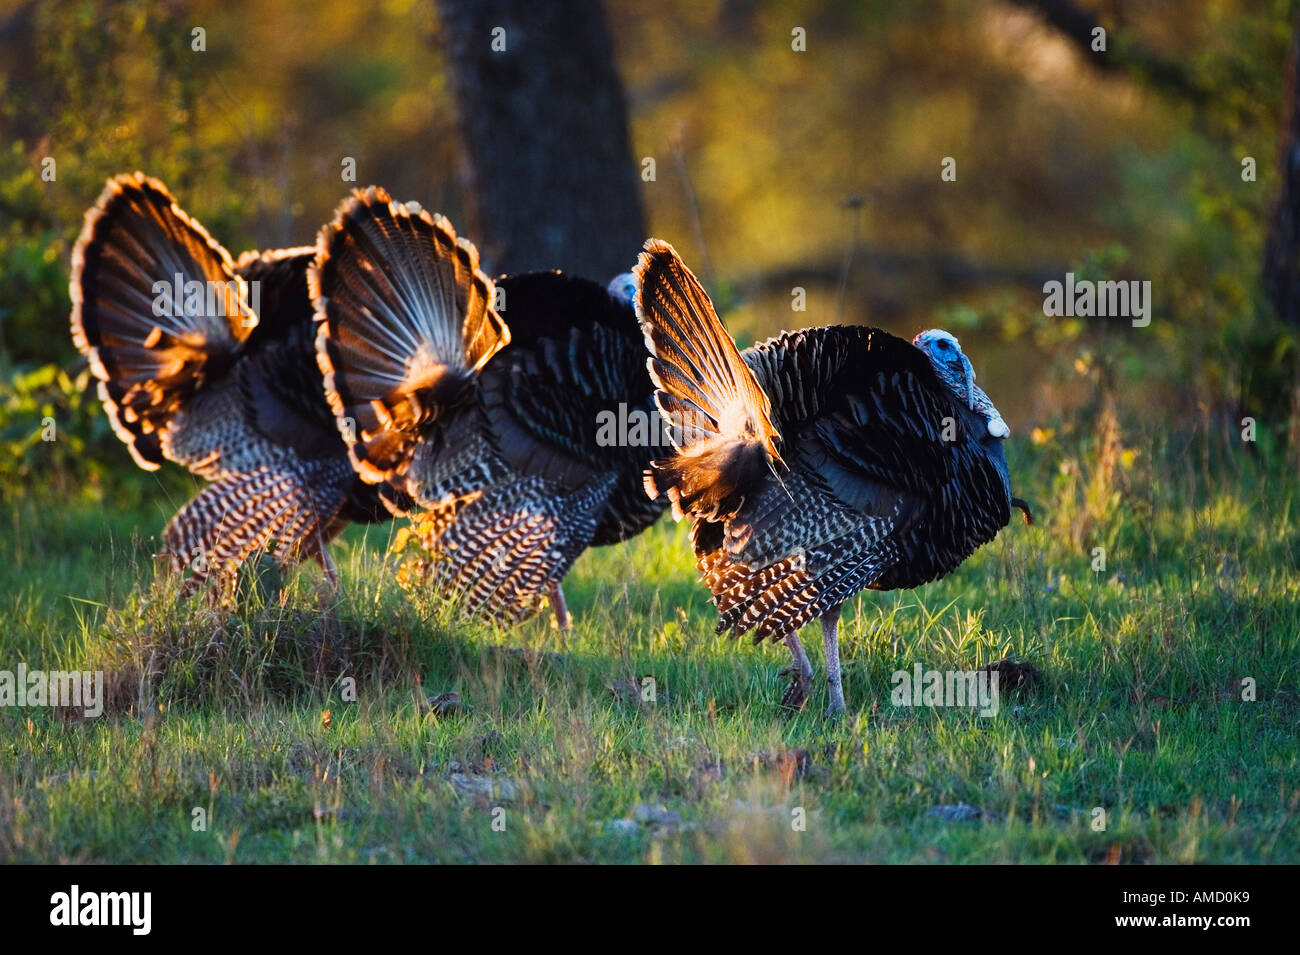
(912, 329, 1009, 439)
(607, 272, 639, 309)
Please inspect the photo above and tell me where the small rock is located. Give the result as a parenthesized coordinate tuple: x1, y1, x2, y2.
(630, 802, 682, 832)
(927, 803, 981, 822)
(425, 691, 463, 717)
(694, 758, 726, 781)
(450, 773, 518, 802)
(977, 659, 1041, 691)
(608, 675, 657, 706)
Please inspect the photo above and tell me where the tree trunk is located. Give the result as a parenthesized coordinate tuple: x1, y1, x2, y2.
(436, 0, 646, 281)
(1265, 22, 1300, 326)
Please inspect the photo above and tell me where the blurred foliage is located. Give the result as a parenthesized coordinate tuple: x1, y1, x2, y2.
(0, 363, 111, 497)
(1, 0, 1299, 496)
(616, 0, 1300, 443)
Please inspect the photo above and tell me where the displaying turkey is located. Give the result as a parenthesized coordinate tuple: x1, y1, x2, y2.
(635, 240, 1031, 716)
(69, 173, 394, 596)
(311, 186, 669, 628)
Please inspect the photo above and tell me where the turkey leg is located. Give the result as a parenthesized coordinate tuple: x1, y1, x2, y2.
(779, 631, 814, 711)
(822, 605, 845, 717)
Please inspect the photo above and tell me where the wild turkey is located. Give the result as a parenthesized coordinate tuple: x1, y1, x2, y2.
(635, 240, 1031, 716)
(69, 173, 394, 596)
(311, 186, 668, 628)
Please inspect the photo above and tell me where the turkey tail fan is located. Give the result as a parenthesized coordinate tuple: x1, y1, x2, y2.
(70, 172, 258, 470)
(311, 186, 510, 489)
(634, 239, 783, 522)
(161, 458, 356, 597)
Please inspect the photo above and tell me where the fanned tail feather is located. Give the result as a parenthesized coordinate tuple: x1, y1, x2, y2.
(69, 172, 257, 469)
(633, 240, 782, 522)
(311, 186, 510, 490)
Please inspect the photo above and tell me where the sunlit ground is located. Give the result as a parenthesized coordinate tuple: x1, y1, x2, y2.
(2, 422, 1296, 864)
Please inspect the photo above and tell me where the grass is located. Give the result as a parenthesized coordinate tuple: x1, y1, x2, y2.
(1, 420, 1298, 864)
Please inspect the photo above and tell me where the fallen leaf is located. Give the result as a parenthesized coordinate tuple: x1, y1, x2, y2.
(1095, 840, 1155, 865)
(775, 748, 811, 785)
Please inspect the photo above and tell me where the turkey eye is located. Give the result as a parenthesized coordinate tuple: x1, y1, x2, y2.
(937, 340, 949, 350)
